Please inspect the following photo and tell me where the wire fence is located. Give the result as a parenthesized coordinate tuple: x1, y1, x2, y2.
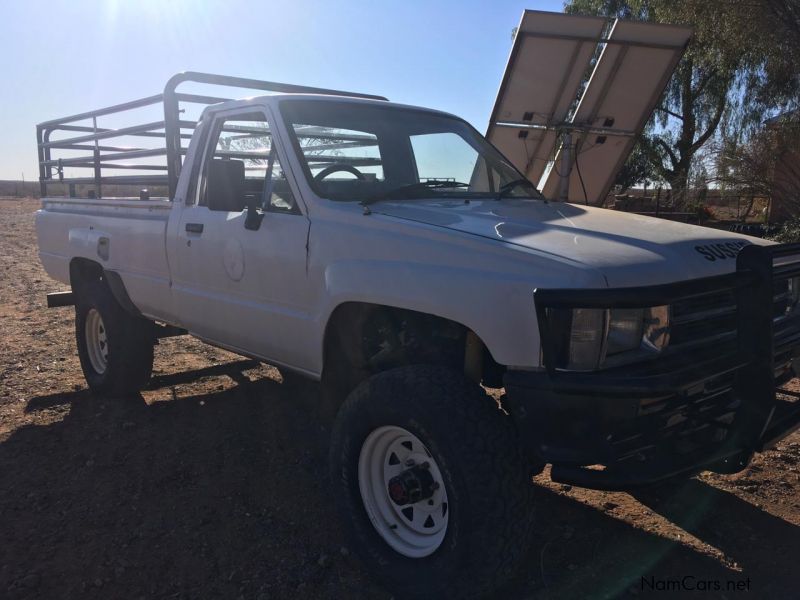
(608, 187, 771, 225)
(0, 180, 168, 199)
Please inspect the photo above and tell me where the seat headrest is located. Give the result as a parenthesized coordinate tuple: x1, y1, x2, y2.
(207, 159, 245, 212)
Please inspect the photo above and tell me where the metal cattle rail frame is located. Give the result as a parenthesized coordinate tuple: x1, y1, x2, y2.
(36, 71, 387, 199)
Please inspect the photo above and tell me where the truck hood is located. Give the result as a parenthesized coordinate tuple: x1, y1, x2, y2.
(370, 198, 767, 287)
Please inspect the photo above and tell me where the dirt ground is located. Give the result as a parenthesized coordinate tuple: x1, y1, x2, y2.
(1, 197, 798, 599)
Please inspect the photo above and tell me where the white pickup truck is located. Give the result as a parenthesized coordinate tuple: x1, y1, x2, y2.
(35, 73, 800, 599)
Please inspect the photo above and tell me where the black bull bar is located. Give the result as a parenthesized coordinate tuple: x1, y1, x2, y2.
(505, 242, 800, 490)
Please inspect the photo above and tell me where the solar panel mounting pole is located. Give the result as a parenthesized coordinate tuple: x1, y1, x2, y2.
(557, 131, 573, 202)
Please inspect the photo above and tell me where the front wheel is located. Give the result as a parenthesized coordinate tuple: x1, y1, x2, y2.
(329, 365, 534, 599)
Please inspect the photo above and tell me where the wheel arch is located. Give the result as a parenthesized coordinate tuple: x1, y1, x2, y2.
(321, 301, 506, 399)
(69, 258, 141, 317)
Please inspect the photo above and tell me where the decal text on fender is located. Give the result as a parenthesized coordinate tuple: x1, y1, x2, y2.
(694, 240, 751, 262)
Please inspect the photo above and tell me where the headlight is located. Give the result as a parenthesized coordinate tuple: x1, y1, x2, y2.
(567, 308, 606, 370)
(606, 308, 645, 356)
(553, 305, 670, 371)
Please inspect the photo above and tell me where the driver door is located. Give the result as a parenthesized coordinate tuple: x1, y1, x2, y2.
(171, 107, 312, 366)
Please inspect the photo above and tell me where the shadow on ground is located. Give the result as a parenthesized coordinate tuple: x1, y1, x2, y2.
(1, 360, 797, 599)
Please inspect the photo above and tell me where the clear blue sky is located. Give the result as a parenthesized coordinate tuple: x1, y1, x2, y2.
(0, 0, 565, 180)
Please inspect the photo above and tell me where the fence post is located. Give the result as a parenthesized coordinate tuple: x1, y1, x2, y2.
(655, 186, 661, 216)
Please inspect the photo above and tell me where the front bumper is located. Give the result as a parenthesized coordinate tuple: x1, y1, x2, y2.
(504, 243, 800, 491)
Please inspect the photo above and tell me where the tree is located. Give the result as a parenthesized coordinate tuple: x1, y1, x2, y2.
(564, 0, 799, 196)
(767, 0, 800, 42)
(761, 0, 800, 108)
(712, 113, 800, 218)
(613, 141, 660, 191)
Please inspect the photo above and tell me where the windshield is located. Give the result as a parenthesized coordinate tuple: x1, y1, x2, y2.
(279, 100, 542, 203)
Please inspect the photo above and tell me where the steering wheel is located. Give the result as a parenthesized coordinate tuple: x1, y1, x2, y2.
(315, 164, 366, 181)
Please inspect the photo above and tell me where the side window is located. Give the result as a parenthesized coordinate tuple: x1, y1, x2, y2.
(200, 112, 297, 213)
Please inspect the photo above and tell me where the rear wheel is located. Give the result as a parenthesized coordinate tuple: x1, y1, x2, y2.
(75, 279, 154, 395)
(329, 365, 534, 599)
(84, 307, 109, 375)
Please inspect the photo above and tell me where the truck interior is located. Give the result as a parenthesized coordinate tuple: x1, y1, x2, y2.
(280, 99, 532, 204)
(199, 114, 296, 213)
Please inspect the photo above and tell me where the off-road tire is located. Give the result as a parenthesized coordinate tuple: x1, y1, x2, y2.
(329, 365, 534, 599)
(75, 278, 154, 395)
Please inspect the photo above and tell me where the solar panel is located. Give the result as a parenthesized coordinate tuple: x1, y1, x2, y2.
(487, 11, 607, 185)
(487, 11, 692, 203)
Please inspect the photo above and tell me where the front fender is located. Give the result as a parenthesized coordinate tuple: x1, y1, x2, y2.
(318, 258, 601, 368)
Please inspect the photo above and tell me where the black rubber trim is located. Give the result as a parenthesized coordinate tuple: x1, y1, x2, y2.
(103, 270, 142, 317)
(504, 352, 746, 397)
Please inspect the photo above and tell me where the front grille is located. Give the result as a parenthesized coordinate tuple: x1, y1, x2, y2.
(669, 280, 792, 351)
(607, 279, 796, 466)
(608, 372, 739, 464)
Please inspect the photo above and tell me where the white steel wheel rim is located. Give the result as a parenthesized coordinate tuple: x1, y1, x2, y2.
(358, 425, 449, 558)
(85, 308, 109, 374)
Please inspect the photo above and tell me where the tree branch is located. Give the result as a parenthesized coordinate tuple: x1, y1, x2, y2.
(656, 105, 685, 121)
(688, 93, 727, 156)
(654, 137, 679, 169)
(692, 69, 715, 96)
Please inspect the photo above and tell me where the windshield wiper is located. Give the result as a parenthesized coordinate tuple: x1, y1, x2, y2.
(361, 180, 470, 206)
(497, 178, 540, 201)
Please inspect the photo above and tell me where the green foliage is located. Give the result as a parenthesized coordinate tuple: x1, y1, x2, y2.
(744, 1, 800, 119)
(713, 130, 778, 196)
(713, 113, 800, 217)
(613, 142, 659, 191)
(767, 218, 800, 243)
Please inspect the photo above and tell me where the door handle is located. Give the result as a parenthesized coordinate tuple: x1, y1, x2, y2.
(185, 223, 204, 234)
